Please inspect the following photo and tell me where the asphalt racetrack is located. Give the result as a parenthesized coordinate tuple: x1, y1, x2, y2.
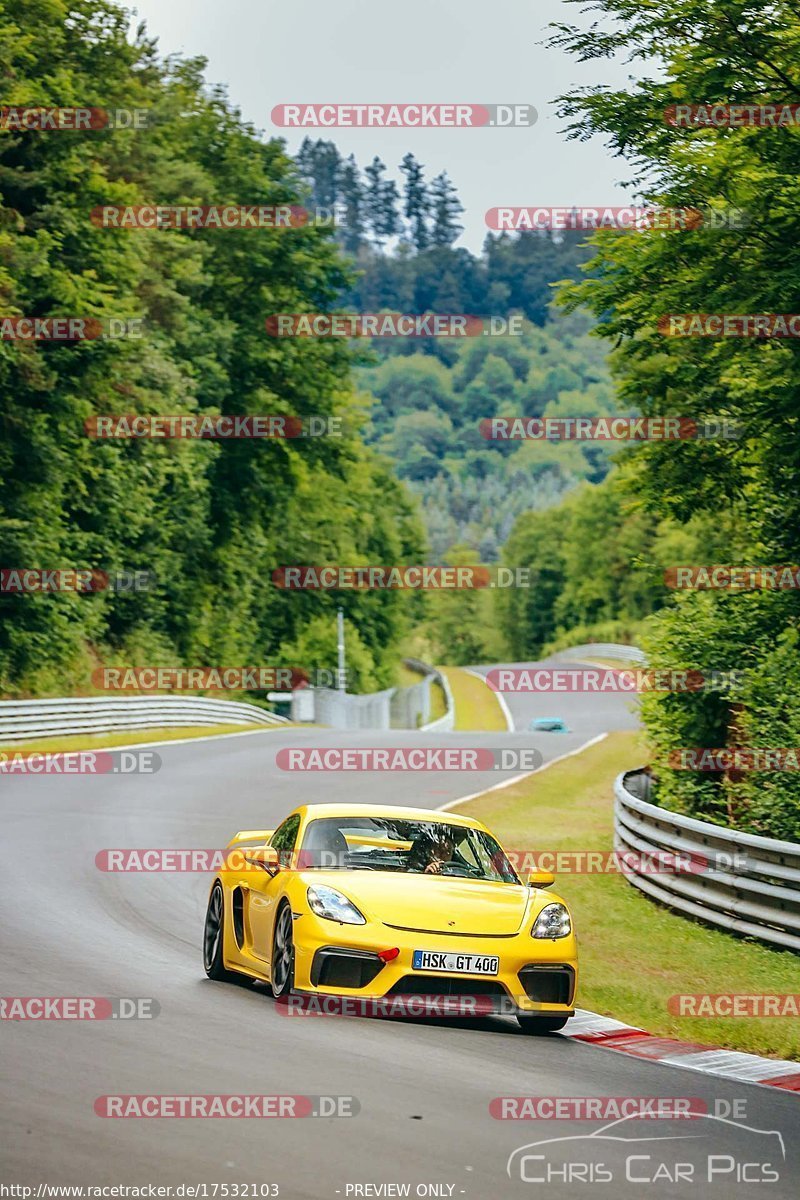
(2, 659, 797, 1197)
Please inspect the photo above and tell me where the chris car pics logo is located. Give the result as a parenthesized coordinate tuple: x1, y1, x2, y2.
(507, 1112, 785, 1185)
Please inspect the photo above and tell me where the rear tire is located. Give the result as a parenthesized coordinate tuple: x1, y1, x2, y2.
(203, 882, 239, 982)
(516, 1014, 569, 1035)
(270, 903, 295, 999)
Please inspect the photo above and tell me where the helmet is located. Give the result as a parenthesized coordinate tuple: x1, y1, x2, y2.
(429, 826, 455, 852)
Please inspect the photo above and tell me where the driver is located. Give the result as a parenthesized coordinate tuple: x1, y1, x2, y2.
(406, 828, 456, 874)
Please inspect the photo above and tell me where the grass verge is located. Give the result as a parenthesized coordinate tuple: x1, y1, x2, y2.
(440, 667, 507, 732)
(458, 730, 799, 1061)
(428, 679, 448, 723)
(0, 724, 289, 755)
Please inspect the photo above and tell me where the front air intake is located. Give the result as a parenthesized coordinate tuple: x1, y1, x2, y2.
(517, 965, 575, 1006)
(311, 948, 385, 989)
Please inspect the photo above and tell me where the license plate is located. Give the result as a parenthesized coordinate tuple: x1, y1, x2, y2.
(412, 950, 499, 975)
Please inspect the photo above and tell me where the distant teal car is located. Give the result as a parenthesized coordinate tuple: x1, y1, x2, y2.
(528, 717, 569, 733)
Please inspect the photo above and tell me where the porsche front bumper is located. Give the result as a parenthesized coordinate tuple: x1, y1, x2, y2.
(291, 913, 578, 1016)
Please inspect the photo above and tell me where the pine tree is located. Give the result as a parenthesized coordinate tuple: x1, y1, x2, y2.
(365, 156, 401, 249)
(379, 175, 402, 245)
(399, 153, 431, 251)
(310, 139, 341, 209)
(430, 171, 464, 246)
(296, 136, 316, 188)
(337, 154, 366, 253)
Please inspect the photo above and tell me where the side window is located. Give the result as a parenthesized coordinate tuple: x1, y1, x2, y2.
(270, 815, 301, 866)
(456, 836, 481, 871)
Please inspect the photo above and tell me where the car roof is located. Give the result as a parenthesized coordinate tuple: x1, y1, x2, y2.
(294, 803, 486, 830)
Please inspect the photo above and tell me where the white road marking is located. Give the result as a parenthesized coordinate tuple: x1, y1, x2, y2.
(437, 732, 608, 811)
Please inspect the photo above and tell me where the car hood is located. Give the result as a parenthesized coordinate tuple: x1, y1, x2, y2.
(302, 871, 533, 936)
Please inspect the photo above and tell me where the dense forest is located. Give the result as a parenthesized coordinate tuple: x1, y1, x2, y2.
(360, 311, 617, 557)
(294, 141, 613, 556)
(294, 137, 592, 326)
(0, 0, 423, 696)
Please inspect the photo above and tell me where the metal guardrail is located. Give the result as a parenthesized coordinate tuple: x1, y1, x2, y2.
(560, 643, 647, 665)
(614, 769, 800, 953)
(0, 695, 289, 742)
(403, 659, 455, 732)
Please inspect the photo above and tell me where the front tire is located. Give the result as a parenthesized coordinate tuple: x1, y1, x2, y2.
(270, 904, 295, 999)
(516, 1014, 569, 1035)
(203, 882, 239, 981)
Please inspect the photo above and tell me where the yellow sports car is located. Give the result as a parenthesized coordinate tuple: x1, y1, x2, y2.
(203, 803, 577, 1033)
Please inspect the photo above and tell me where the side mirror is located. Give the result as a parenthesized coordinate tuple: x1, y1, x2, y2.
(243, 847, 281, 876)
(527, 870, 555, 888)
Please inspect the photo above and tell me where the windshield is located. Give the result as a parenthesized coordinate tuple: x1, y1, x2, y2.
(298, 816, 520, 883)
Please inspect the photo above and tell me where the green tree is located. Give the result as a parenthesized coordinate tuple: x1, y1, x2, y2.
(430, 171, 463, 246)
(552, 0, 800, 835)
(424, 544, 492, 665)
(0, 0, 423, 697)
(364, 156, 400, 249)
(336, 153, 366, 254)
(278, 614, 379, 694)
(497, 509, 567, 659)
(308, 139, 341, 209)
(384, 412, 455, 481)
(399, 153, 430, 251)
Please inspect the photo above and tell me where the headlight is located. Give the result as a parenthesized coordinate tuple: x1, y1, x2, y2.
(532, 902, 572, 939)
(307, 885, 366, 925)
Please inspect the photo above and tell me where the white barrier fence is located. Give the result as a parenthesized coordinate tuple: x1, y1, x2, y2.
(306, 661, 454, 732)
(0, 695, 289, 742)
(614, 769, 800, 953)
(311, 686, 397, 731)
